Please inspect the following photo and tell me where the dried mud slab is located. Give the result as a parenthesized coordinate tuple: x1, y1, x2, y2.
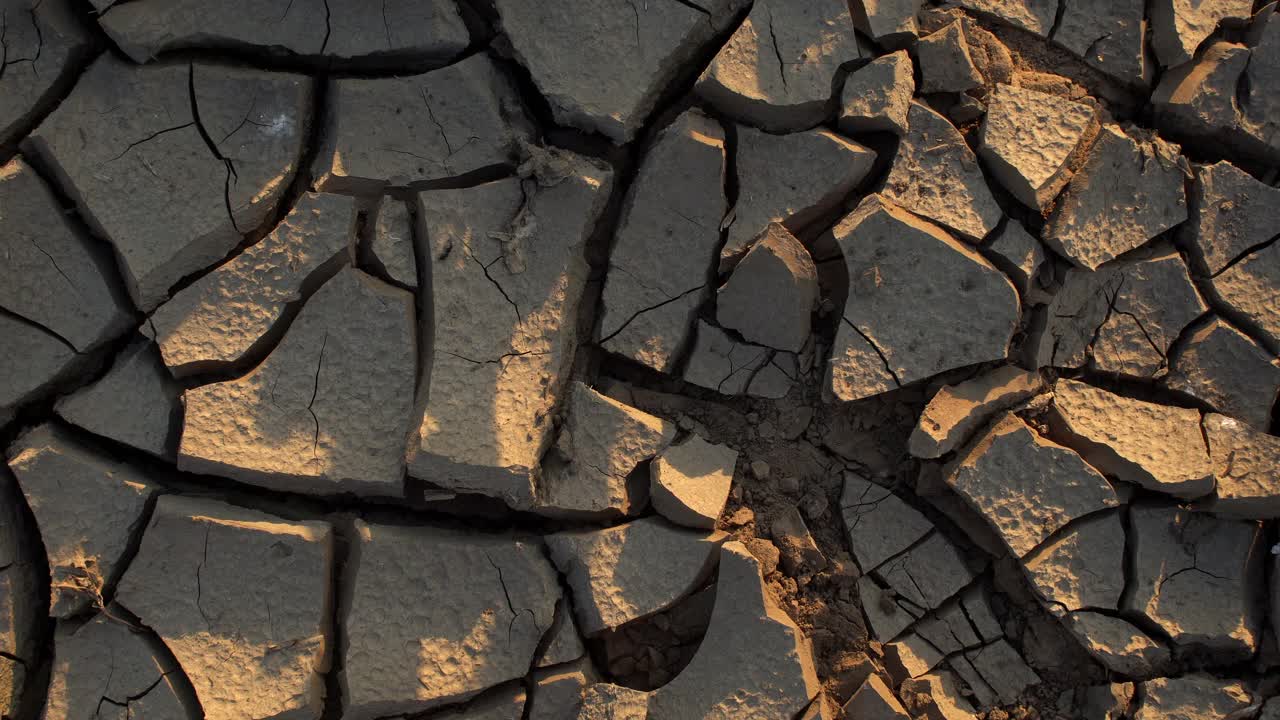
(647, 542, 821, 719)
(1201, 413, 1280, 518)
(409, 157, 612, 506)
(145, 192, 357, 376)
(957, 0, 1058, 37)
(882, 102, 1001, 242)
(0, 467, 40, 717)
(115, 495, 333, 720)
(6, 425, 158, 617)
(909, 366, 1044, 459)
(826, 195, 1019, 401)
(180, 267, 417, 496)
(1051, 0, 1148, 85)
(1127, 504, 1264, 662)
(369, 199, 417, 288)
(696, 0, 868, 131)
(599, 110, 725, 373)
(100, 0, 469, 64)
(546, 517, 726, 635)
(838, 50, 915, 136)
(1163, 318, 1280, 432)
(55, 340, 181, 459)
(0, 314, 82, 427)
(23, 57, 312, 311)
(44, 612, 198, 719)
(716, 223, 818, 353)
(492, 0, 748, 142)
(341, 521, 559, 718)
(1137, 674, 1253, 720)
(0, 158, 132, 353)
(0, 0, 91, 147)
(315, 54, 532, 192)
(1149, 0, 1253, 68)
(650, 434, 737, 530)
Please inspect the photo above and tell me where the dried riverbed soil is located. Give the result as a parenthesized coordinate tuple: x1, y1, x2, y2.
(2, 0, 1280, 719)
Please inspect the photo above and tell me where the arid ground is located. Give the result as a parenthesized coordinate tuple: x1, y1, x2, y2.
(2, 0, 1279, 718)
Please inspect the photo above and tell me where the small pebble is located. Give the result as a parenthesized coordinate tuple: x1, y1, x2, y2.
(751, 460, 771, 479)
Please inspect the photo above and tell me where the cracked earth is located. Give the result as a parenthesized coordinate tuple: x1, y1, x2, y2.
(1, 0, 1279, 719)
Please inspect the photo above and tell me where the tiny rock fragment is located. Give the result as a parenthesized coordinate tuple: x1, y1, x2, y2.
(716, 224, 818, 353)
(1164, 318, 1280, 431)
(315, 55, 532, 192)
(986, 220, 1045, 300)
(6, 425, 159, 618)
(146, 192, 356, 376)
(1202, 413, 1280, 518)
(180, 267, 416, 496)
(1127, 504, 1264, 661)
(1051, 0, 1149, 85)
(1021, 510, 1126, 613)
(0, 0, 90, 147)
(874, 532, 981, 613)
(899, 670, 978, 720)
(917, 22, 984, 93)
(882, 102, 1001, 242)
(0, 315, 81, 425)
(965, 639, 1040, 705)
(600, 110, 725, 373)
(1136, 674, 1253, 720)
(1060, 612, 1170, 677)
(1043, 126, 1187, 270)
(910, 366, 1044, 459)
(841, 473, 934, 573)
(851, 0, 921, 47)
(681, 320, 774, 396)
(99, 0, 469, 64)
(536, 383, 676, 517)
(45, 612, 197, 719)
(546, 517, 726, 635)
(771, 504, 827, 575)
(957, 0, 1058, 37)
(843, 673, 911, 719)
(0, 158, 132, 351)
(411, 158, 613, 506)
(979, 84, 1097, 211)
(1, 467, 40, 716)
(576, 684, 650, 719)
(650, 434, 738, 530)
(826, 195, 1019, 401)
(492, 0, 749, 142)
(838, 50, 915, 136)
(369, 198, 417, 288)
(946, 413, 1118, 557)
(55, 340, 181, 459)
(1152, 42, 1251, 148)
(1034, 249, 1207, 377)
(1149, 0, 1254, 68)
(23, 56, 311, 311)
(115, 496, 332, 720)
(342, 521, 559, 718)
(697, 0, 866, 131)
(1182, 161, 1280, 277)
(725, 125, 876, 269)
(1047, 379, 1214, 498)
(648, 542, 820, 719)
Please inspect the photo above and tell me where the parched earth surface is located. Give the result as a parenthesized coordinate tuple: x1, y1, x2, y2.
(2, 0, 1280, 719)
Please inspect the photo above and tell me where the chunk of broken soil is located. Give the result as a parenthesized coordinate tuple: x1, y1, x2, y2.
(650, 434, 737, 530)
(146, 192, 356, 376)
(839, 50, 915, 136)
(696, 0, 867, 131)
(1164, 318, 1280, 432)
(946, 413, 1119, 558)
(647, 542, 821, 719)
(55, 340, 181, 459)
(179, 267, 416, 496)
(115, 495, 333, 720)
(546, 517, 725, 635)
(910, 366, 1044, 459)
(1047, 379, 1214, 498)
(6, 424, 159, 618)
(1201, 413, 1280, 518)
(826, 195, 1019, 402)
(599, 110, 725, 374)
(716, 223, 818, 353)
